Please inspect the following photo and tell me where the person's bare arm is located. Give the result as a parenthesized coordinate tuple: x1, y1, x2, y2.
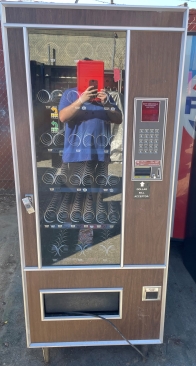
(59, 86, 97, 123)
(59, 98, 83, 123)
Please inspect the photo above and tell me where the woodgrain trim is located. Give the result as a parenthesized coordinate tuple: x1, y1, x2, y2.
(124, 31, 182, 264)
(26, 269, 164, 343)
(7, 28, 38, 266)
(5, 8, 184, 28)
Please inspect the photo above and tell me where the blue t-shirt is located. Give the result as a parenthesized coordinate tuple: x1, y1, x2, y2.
(58, 88, 116, 163)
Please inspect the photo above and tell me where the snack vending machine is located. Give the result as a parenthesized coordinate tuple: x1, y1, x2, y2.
(1, 1, 188, 362)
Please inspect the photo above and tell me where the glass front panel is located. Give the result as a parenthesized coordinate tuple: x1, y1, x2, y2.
(28, 29, 126, 266)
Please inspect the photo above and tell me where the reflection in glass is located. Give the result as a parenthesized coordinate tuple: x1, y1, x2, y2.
(29, 29, 126, 266)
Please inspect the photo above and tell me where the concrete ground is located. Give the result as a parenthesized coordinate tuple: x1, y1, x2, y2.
(0, 196, 196, 366)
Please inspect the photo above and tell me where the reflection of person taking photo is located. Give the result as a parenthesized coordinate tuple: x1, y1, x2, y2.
(58, 85, 122, 163)
(58, 62, 122, 248)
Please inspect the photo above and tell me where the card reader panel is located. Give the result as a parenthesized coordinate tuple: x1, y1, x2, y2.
(132, 98, 168, 181)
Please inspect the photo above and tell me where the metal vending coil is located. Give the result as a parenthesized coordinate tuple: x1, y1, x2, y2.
(57, 193, 70, 223)
(108, 201, 120, 224)
(81, 161, 95, 186)
(83, 133, 95, 147)
(40, 132, 53, 146)
(83, 193, 95, 224)
(96, 193, 108, 224)
(50, 89, 63, 103)
(53, 129, 65, 146)
(95, 162, 108, 186)
(68, 133, 82, 147)
(42, 168, 59, 185)
(37, 89, 63, 104)
(70, 192, 84, 223)
(107, 162, 120, 186)
(37, 89, 50, 103)
(107, 174, 120, 186)
(54, 165, 68, 185)
(69, 162, 85, 186)
(109, 135, 115, 146)
(44, 193, 61, 223)
(96, 134, 108, 148)
(100, 229, 112, 241)
(50, 230, 69, 257)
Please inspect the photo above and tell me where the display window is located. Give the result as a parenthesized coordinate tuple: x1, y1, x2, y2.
(29, 29, 126, 266)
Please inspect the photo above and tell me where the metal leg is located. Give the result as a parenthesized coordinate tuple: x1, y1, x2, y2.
(140, 344, 149, 361)
(42, 348, 50, 363)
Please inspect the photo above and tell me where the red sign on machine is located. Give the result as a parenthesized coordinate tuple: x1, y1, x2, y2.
(135, 160, 161, 166)
(142, 101, 160, 122)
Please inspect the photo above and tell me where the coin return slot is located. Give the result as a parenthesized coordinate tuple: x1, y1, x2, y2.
(146, 292, 158, 300)
(135, 167, 151, 177)
(142, 286, 162, 301)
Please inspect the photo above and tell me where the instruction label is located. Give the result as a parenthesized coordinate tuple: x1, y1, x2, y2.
(134, 181, 150, 199)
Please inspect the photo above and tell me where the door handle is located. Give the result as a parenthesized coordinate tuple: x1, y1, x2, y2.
(22, 194, 35, 214)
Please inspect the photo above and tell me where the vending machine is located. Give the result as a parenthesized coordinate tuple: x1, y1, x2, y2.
(1, 1, 188, 362)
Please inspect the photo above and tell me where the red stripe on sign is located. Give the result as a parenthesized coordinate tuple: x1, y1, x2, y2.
(135, 160, 161, 166)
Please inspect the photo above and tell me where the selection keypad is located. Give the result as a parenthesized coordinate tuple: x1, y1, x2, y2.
(138, 128, 160, 154)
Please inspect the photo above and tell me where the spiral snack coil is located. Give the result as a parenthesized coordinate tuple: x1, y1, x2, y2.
(83, 193, 95, 224)
(108, 201, 120, 224)
(70, 192, 84, 223)
(57, 193, 71, 223)
(44, 193, 62, 223)
(95, 162, 108, 186)
(96, 193, 108, 224)
(81, 161, 95, 186)
(69, 162, 85, 186)
(40, 132, 53, 146)
(42, 168, 59, 185)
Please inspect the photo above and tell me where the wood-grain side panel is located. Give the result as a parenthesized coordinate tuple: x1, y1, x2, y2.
(26, 269, 164, 343)
(7, 28, 38, 266)
(124, 31, 182, 264)
(6, 7, 183, 28)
